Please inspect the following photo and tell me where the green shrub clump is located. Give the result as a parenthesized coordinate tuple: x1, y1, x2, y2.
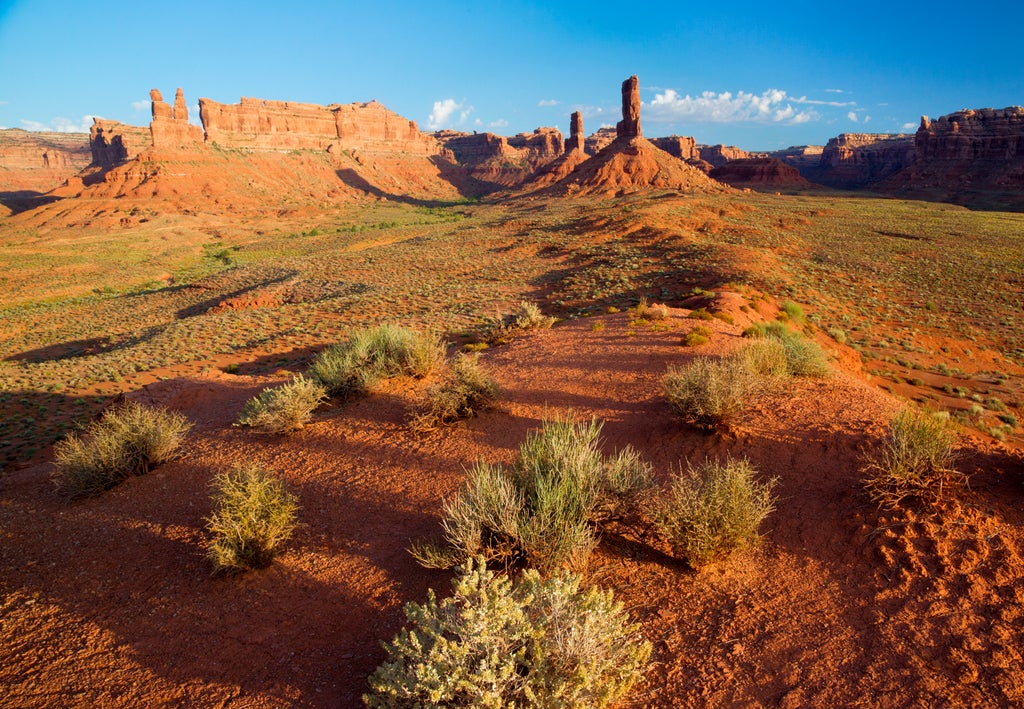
(741, 321, 829, 377)
(409, 353, 499, 432)
(654, 458, 777, 568)
(237, 375, 327, 433)
(663, 356, 757, 431)
(206, 463, 299, 573)
(862, 408, 963, 508)
(365, 557, 651, 708)
(52, 401, 191, 498)
(412, 416, 651, 574)
(682, 325, 713, 347)
(308, 324, 445, 398)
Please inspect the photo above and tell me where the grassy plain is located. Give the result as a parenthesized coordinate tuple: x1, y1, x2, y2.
(0, 191, 1021, 470)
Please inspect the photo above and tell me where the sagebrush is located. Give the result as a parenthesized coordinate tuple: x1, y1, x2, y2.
(206, 463, 299, 573)
(663, 356, 757, 431)
(308, 324, 445, 398)
(52, 401, 191, 498)
(412, 416, 651, 574)
(365, 557, 651, 708)
(408, 353, 498, 432)
(862, 408, 963, 508)
(655, 457, 777, 567)
(237, 375, 327, 433)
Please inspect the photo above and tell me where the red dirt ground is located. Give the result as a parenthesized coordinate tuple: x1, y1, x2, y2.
(1, 310, 1022, 707)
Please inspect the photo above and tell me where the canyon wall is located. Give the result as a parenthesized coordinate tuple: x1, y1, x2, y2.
(709, 158, 811, 189)
(698, 144, 759, 168)
(650, 135, 699, 161)
(436, 127, 564, 189)
(200, 97, 442, 156)
(915, 107, 1024, 161)
(0, 129, 91, 192)
(809, 133, 915, 189)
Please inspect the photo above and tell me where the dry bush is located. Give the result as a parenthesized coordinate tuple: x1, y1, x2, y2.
(308, 324, 445, 398)
(663, 356, 758, 431)
(412, 416, 651, 574)
(654, 457, 777, 568)
(237, 375, 327, 433)
(742, 322, 829, 377)
(52, 401, 191, 498)
(862, 408, 964, 508)
(635, 296, 668, 321)
(513, 300, 556, 330)
(365, 557, 651, 708)
(739, 338, 790, 379)
(408, 353, 498, 433)
(206, 463, 299, 573)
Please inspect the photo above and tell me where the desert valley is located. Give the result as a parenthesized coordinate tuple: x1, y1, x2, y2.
(0, 71, 1022, 707)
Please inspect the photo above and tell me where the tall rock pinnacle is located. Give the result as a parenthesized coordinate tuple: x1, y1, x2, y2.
(174, 88, 188, 122)
(616, 75, 641, 139)
(565, 111, 584, 152)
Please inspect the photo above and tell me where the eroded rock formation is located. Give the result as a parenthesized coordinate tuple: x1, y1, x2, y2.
(585, 127, 617, 155)
(150, 87, 203, 148)
(436, 127, 563, 189)
(616, 75, 641, 139)
(89, 119, 151, 169)
(200, 97, 442, 156)
(810, 133, 915, 188)
(650, 135, 699, 161)
(565, 111, 584, 153)
(0, 129, 91, 193)
(698, 144, 757, 168)
(914, 107, 1024, 162)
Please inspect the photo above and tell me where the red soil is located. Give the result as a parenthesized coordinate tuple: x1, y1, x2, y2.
(1, 311, 1022, 707)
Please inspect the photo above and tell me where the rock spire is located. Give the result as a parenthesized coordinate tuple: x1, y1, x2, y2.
(616, 75, 641, 139)
(565, 111, 584, 152)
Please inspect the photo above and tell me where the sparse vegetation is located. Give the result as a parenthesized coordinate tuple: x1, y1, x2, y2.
(206, 463, 299, 573)
(862, 408, 964, 508)
(739, 338, 790, 379)
(308, 324, 445, 398)
(408, 353, 498, 432)
(654, 458, 777, 567)
(237, 375, 327, 433)
(412, 416, 651, 574)
(365, 557, 651, 708)
(743, 322, 829, 377)
(52, 401, 191, 498)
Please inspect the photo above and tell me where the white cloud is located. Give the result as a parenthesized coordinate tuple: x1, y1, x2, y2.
(847, 111, 859, 122)
(863, 115, 871, 124)
(131, 99, 149, 111)
(824, 88, 846, 94)
(20, 115, 96, 133)
(646, 88, 817, 125)
(427, 98, 472, 130)
(537, 99, 558, 107)
(794, 97, 856, 107)
(902, 122, 918, 131)
(488, 119, 508, 129)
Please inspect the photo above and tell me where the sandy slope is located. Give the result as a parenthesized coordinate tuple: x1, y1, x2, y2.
(1, 310, 1021, 707)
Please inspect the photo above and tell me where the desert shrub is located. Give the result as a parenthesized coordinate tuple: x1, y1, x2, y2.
(513, 300, 556, 330)
(365, 557, 651, 708)
(741, 322, 829, 377)
(779, 335, 830, 377)
(408, 353, 499, 433)
(663, 356, 757, 431)
(862, 408, 964, 509)
(237, 375, 327, 433)
(654, 458, 777, 567)
(635, 297, 667, 321)
(827, 326, 848, 345)
(206, 463, 299, 573)
(682, 325, 713, 347)
(739, 338, 790, 379)
(413, 417, 651, 574)
(52, 401, 191, 498)
(688, 308, 714, 320)
(308, 324, 445, 398)
(780, 300, 805, 322)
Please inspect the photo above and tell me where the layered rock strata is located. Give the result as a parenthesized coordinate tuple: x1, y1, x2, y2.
(709, 158, 812, 189)
(565, 111, 584, 153)
(810, 133, 915, 188)
(616, 75, 641, 139)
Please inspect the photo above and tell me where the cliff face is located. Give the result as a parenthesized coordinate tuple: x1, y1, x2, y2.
(916, 107, 1024, 161)
(89, 120, 151, 169)
(584, 127, 617, 155)
(435, 127, 563, 189)
(809, 133, 915, 189)
(698, 144, 758, 168)
(767, 145, 824, 173)
(199, 97, 442, 156)
(0, 129, 92, 193)
(650, 135, 699, 161)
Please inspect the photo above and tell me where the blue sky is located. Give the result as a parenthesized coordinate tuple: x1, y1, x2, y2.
(1, 0, 1022, 150)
